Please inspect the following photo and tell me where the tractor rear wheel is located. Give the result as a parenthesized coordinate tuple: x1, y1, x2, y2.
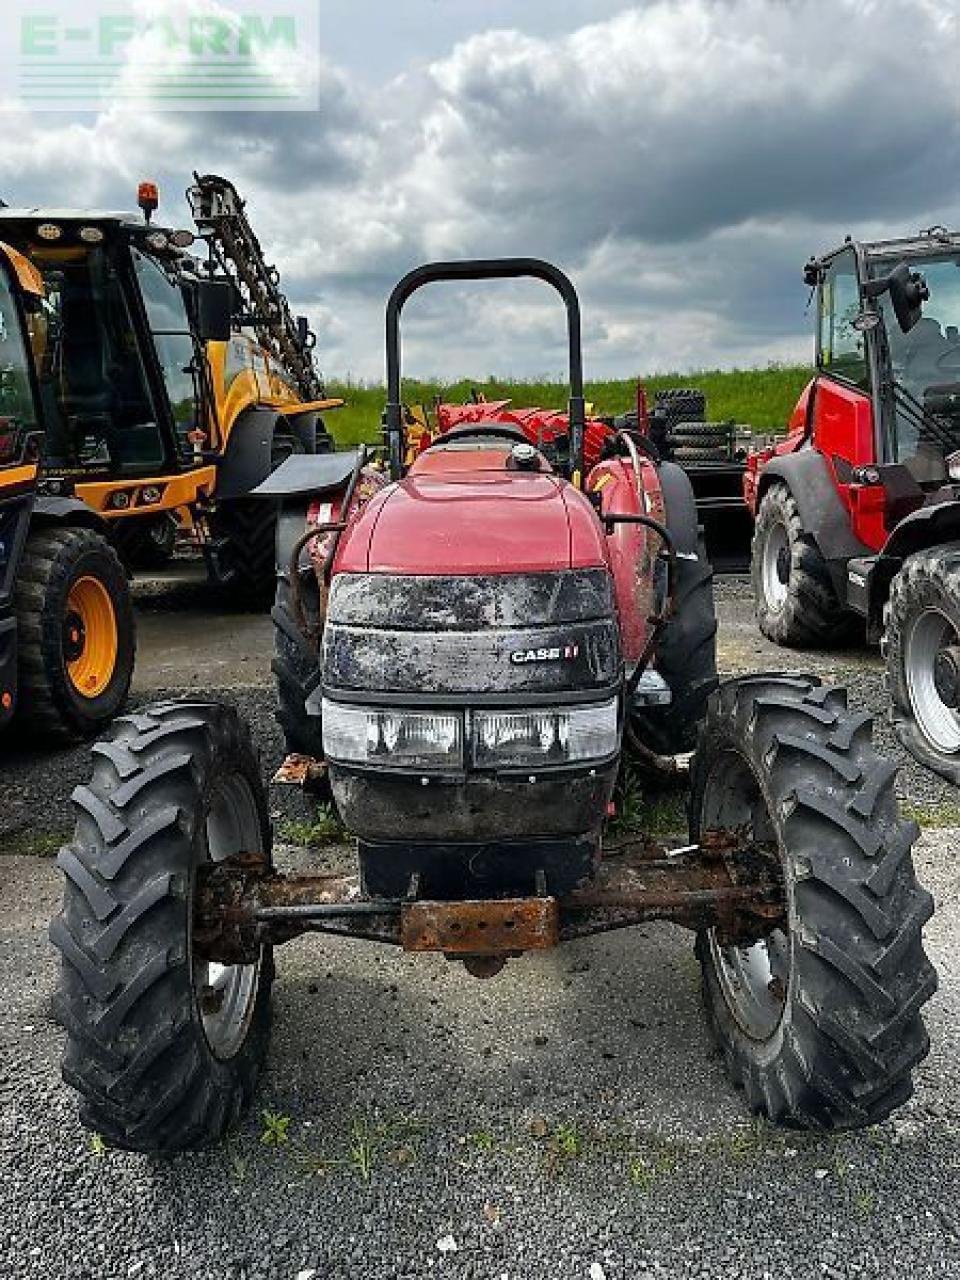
(51, 701, 273, 1153)
(14, 526, 135, 741)
(752, 483, 852, 647)
(884, 543, 960, 785)
(627, 462, 717, 762)
(691, 674, 935, 1129)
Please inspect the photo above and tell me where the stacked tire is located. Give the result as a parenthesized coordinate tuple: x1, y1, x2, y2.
(668, 420, 735, 463)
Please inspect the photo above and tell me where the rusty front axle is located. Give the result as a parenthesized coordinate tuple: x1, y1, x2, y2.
(194, 832, 784, 968)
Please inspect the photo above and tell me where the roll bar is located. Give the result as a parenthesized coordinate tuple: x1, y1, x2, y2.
(384, 258, 586, 480)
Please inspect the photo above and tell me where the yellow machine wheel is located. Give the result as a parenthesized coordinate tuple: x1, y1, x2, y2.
(14, 526, 135, 741)
(64, 576, 119, 699)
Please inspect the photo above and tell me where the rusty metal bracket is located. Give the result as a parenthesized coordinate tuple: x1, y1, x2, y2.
(401, 896, 559, 955)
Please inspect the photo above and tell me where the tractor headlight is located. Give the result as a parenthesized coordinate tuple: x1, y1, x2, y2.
(472, 699, 618, 768)
(322, 700, 464, 771)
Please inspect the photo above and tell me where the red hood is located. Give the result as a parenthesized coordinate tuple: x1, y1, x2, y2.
(336, 469, 608, 575)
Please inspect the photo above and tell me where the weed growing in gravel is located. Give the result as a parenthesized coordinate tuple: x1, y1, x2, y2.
(902, 800, 960, 829)
(295, 1113, 424, 1183)
(89, 1133, 106, 1158)
(467, 1128, 495, 1154)
(854, 1188, 877, 1220)
(726, 1117, 769, 1162)
(260, 1111, 292, 1146)
(279, 808, 344, 848)
(4, 827, 70, 858)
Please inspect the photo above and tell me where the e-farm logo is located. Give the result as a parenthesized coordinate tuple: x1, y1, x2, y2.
(10, 1, 319, 111)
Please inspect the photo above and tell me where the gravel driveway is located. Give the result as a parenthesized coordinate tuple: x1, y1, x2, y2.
(0, 575, 958, 1279)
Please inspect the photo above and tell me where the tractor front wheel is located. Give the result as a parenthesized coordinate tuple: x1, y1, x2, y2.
(691, 674, 935, 1129)
(14, 526, 135, 740)
(752, 484, 852, 647)
(885, 543, 960, 785)
(51, 701, 274, 1152)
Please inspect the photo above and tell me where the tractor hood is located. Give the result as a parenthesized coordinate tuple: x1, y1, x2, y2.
(339, 471, 608, 575)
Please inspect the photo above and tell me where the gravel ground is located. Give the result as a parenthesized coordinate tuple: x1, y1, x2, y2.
(0, 576, 958, 1279)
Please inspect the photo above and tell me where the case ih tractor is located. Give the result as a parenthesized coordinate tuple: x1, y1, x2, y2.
(747, 228, 960, 784)
(52, 261, 934, 1152)
(0, 240, 135, 741)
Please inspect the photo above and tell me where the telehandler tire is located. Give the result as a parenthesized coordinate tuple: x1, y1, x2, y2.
(752, 483, 853, 647)
(691, 674, 935, 1129)
(884, 543, 960, 785)
(51, 701, 274, 1153)
(14, 526, 135, 741)
(627, 462, 717, 761)
(211, 423, 303, 607)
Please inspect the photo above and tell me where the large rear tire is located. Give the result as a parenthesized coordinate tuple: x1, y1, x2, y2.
(627, 462, 718, 760)
(884, 543, 960, 785)
(752, 483, 852, 647)
(691, 674, 935, 1129)
(14, 526, 135, 741)
(51, 701, 273, 1153)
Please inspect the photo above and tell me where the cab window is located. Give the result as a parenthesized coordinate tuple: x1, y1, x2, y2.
(819, 251, 868, 389)
(133, 251, 197, 445)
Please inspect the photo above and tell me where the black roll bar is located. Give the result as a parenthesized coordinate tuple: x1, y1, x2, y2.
(384, 258, 586, 480)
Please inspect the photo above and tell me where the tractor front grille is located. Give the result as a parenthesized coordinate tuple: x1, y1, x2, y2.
(322, 570, 621, 699)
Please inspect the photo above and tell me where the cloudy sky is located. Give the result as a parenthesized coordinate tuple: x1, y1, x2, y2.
(1, 0, 958, 383)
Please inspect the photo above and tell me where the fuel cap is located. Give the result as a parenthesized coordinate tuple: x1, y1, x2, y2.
(511, 442, 539, 470)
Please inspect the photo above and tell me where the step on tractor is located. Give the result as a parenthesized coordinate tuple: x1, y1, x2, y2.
(0, 241, 135, 742)
(52, 261, 935, 1152)
(0, 173, 340, 605)
(747, 228, 960, 783)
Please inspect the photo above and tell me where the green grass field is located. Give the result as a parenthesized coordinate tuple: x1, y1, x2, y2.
(324, 365, 811, 447)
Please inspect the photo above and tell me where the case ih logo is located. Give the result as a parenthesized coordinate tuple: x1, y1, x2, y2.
(509, 643, 580, 666)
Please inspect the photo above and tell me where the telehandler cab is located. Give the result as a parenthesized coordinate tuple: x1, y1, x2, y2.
(53, 261, 935, 1152)
(748, 228, 960, 783)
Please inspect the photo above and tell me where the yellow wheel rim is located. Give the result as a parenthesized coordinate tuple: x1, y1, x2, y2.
(64, 576, 118, 700)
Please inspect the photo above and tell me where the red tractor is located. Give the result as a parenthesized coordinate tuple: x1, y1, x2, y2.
(746, 229, 960, 783)
(52, 261, 934, 1152)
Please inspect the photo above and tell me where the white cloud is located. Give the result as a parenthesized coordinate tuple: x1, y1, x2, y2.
(1, 0, 959, 381)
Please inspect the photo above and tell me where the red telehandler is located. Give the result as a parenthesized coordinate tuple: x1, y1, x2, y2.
(747, 228, 960, 783)
(52, 260, 934, 1152)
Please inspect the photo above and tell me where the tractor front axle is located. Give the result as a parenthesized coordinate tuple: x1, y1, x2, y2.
(194, 832, 784, 971)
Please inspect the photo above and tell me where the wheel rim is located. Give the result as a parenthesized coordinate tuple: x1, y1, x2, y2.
(761, 523, 791, 612)
(700, 748, 790, 1042)
(64, 576, 118, 699)
(905, 607, 960, 755)
(194, 774, 263, 1060)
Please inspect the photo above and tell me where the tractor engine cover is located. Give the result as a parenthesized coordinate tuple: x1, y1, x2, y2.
(318, 460, 624, 899)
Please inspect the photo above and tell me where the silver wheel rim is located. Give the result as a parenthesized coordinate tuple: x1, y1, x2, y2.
(701, 749, 790, 1042)
(905, 607, 960, 755)
(193, 773, 263, 1060)
(761, 522, 791, 612)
